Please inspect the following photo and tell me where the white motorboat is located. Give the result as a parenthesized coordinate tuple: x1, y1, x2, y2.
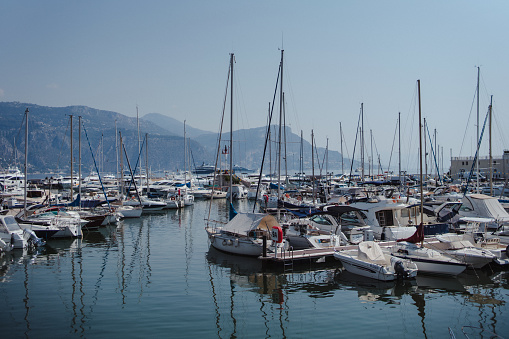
(334, 241, 418, 281)
(347, 194, 417, 241)
(206, 212, 284, 256)
(285, 206, 372, 250)
(124, 195, 166, 212)
(427, 233, 497, 269)
(202, 189, 227, 199)
(0, 215, 45, 250)
(388, 241, 467, 276)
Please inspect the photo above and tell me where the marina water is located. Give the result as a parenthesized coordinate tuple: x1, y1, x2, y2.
(1, 199, 508, 338)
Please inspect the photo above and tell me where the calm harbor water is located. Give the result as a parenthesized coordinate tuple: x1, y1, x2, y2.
(1, 199, 508, 338)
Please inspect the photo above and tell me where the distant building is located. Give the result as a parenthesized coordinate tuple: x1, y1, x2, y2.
(449, 150, 509, 181)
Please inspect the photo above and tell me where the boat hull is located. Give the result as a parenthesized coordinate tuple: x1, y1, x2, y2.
(334, 250, 418, 281)
(206, 228, 264, 256)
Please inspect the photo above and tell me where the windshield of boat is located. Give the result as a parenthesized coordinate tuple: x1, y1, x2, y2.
(310, 215, 333, 225)
(2, 216, 22, 232)
(340, 211, 365, 226)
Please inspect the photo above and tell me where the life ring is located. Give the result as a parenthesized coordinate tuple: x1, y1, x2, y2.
(171, 197, 175, 201)
(297, 196, 302, 201)
(222, 239, 227, 246)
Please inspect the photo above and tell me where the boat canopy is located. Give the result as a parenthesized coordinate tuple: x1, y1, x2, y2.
(464, 194, 509, 222)
(221, 212, 279, 234)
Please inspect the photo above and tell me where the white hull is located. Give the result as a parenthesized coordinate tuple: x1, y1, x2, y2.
(444, 249, 495, 269)
(207, 229, 264, 256)
(118, 207, 142, 218)
(334, 243, 418, 281)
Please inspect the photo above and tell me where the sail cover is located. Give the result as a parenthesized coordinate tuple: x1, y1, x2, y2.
(221, 212, 280, 234)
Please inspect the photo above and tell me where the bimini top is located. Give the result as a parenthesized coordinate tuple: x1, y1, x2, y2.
(221, 212, 280, 234)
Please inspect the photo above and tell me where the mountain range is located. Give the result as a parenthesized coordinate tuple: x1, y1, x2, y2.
(0, 102, 352, 175)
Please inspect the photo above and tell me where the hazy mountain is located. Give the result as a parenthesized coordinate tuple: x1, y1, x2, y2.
(0, 102, 353, 176)
(0, 102, 209, 174)
(142, 113, 214, 138)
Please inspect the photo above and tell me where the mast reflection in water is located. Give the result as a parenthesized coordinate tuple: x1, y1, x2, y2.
(0, 200, 507, 338)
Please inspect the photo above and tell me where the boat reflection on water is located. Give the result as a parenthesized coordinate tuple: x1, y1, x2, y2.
(333, 268, 417, 303)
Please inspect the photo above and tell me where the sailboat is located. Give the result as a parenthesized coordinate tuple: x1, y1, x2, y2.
(386, 80, 468, 276)
(206, 53, 285, 256)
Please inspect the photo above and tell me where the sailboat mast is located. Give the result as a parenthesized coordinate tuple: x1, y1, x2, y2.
(312, 129, 315, 205)
(360, 103, 364, 181)
(326, 137, 329, 185)
(489, 95, 493, 196)
(398, 112, 402, 190)
(145, 133, 149, 194)
(370, 129, 373, 179)
(184, 120, 187, 190)
(476, 66, 480, 193)
(418, 80, 424, 226)
(300, 130, 303, 183)
(283, 92, 288, 181)
(277, 49, 283, 218)
(424, 118, 427, 182)
(340, 122, 344, 175)
(79, 116, 82, 210)
(137, 105, 141, 187)
(23, 108, 28, 218)
(70, 114, 74, 201)
(229, 53, 234, 205)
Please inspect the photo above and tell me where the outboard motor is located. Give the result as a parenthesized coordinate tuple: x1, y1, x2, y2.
(23, 229, 46, 248)
(394, 260, 407, 279)
(0, 238, 11, 252)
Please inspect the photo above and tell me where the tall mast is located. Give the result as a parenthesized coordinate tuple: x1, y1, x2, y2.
(70, 114, 73, 201)
(145, 133, 149, 194)
(23, 108, 28, 218)
(424, 118, 427, 183)
(312, 129, 315, 205)
(115, 118, 118, 186)
(326, 137, 329, 185)
(184, 120, 187, 191)
(269, 104, 272, 184)
(229, 53, 234, 205)
(283, 92, 288, 181)
(489, 95, 493, 196)
(360, 103, 364, 181)
(119, 131, 125, 199)
(370, 129, 373, 179)
(476, 66, 480, 193)
(78, 116, 82, 210)
(300, 130, 303, 183)
(277, 49, 283, 219)
(137, 105, 141, 186)
(398, 113, 402, 190)
(418, 80, 424, 226)
(340, 122, 344, 175)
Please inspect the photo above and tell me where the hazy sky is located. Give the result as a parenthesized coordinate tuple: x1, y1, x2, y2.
(1, 1, 508, 172)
